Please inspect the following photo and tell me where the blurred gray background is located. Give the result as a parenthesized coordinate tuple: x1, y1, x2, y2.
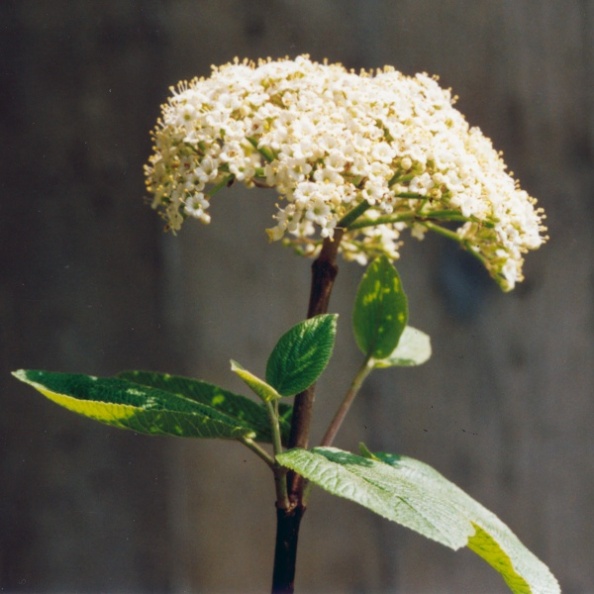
(1, 2, 592, 593)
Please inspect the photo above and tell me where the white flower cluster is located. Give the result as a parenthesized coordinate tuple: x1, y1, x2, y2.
(145, 55, 546, 290)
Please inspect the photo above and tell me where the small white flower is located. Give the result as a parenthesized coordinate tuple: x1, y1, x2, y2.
(145, 55, 546, 290)
(371, 142, 394, 164)
(184, 193, 210, 223)
(400, 156, 413, 171)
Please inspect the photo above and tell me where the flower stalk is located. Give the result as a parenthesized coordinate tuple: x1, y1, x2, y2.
(272, 231, 344, 593)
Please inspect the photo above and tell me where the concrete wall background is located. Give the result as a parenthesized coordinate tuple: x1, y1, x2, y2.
(1, 2, 592, 593)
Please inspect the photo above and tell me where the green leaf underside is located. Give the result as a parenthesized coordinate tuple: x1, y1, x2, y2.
(353, 256, 408, 359)
(230, 360, 281, 402)
(14, 369, 290, 443)
(372, 326, 432, 368)
(277, 447, 559, 594)
(266, 314, 337, 397)
(118, 370, 291, 443)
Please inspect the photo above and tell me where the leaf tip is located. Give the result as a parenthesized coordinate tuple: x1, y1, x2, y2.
(229, 359, 243, 372)
(12, 369, 33, 384)
(358, 442, 379, 460)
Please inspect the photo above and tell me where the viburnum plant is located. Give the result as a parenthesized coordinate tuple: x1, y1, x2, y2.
(14, 56, 559, 593)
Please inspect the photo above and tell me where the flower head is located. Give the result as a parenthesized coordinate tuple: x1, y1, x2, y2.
(145, 55, 546, 290)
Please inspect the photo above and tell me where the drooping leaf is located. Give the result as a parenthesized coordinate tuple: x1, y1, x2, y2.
(119, 370, 291, 443)
(265, 314, 337, 397)
(13, 369, 284, 442)
(353, 256, 408, 359)
(230, 360, 281, 402)
(277, 446, 559, 594)
(372, 325, 431, 368)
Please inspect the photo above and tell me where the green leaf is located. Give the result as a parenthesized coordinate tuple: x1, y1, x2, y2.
(265, 314, 337, 397)
(277, 446, 559, 594)
(353, 256, 408, 359)
(118, 370, 291, 443)
(372, 326, 431, 368)
(13, 369, 283, 442)
(230, 360, 281, 402)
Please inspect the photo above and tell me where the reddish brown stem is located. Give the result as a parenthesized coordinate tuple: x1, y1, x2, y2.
(290, 235, 343, 434)
(287, 230, 343, 497)
(271, 506, 304, 594)
(271, 230, 343, 594)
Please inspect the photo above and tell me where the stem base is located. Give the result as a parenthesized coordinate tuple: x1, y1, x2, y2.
(271, 505, 304, 594)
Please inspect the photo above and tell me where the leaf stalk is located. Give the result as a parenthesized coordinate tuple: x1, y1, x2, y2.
(319, 356, 374, 447)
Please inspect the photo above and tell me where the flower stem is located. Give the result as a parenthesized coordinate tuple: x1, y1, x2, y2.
(423, 221, 489, 268)
(271, 230, 344, 594)
(337, 200, 372, 229)
(287, 229, 344, 491)
(347, 209, 495, 231)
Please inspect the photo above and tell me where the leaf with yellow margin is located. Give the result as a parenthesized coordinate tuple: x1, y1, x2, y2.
(13, 369, 286, 442)
(277, 446, 560, 594)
